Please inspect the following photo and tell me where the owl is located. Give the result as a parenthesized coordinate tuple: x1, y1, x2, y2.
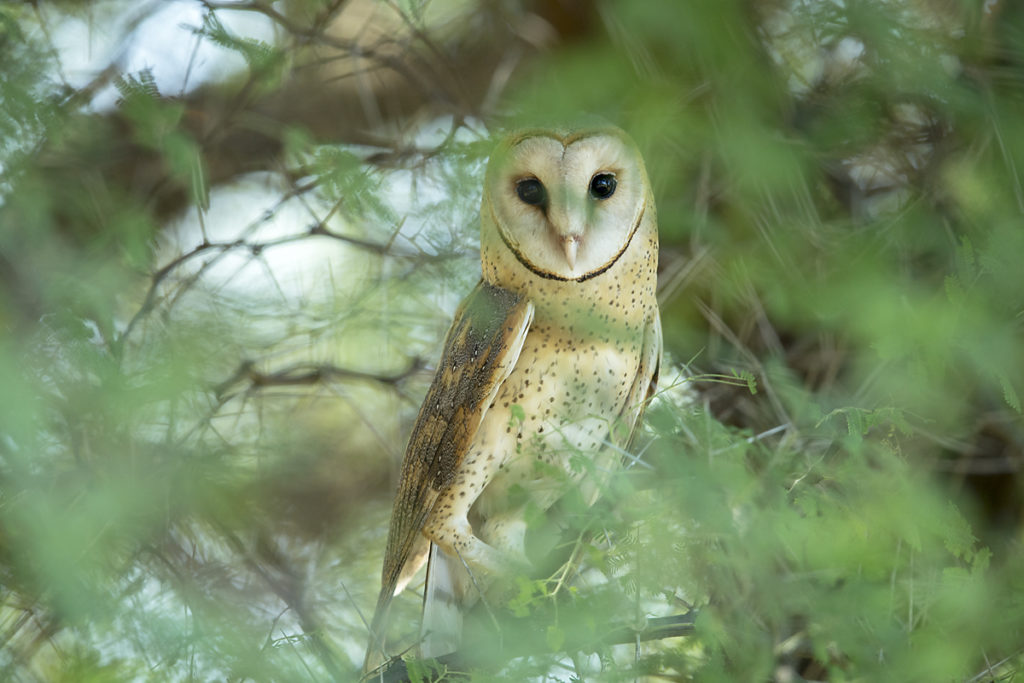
(364, 125, 661, 671)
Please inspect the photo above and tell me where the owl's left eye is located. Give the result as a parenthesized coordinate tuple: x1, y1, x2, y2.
(589, 173, 617, 200)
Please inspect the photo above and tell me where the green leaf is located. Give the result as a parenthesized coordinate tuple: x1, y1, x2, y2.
(942, 503, 976, 562)
(999, 375, 1021, 413)
(545, 624, 565, 652)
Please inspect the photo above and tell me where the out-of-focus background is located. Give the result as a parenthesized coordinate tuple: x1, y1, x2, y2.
(0, 1, 1022, 680)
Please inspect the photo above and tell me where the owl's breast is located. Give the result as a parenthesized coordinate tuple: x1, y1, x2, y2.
(469, 321, 642, 521)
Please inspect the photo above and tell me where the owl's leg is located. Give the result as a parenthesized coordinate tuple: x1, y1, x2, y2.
(420, 513, 529, 657)
(421, 461, 531, 596)
(478, 480, 573, 565)
(422, 501, 528, 583)
(479, 511, 528, 558)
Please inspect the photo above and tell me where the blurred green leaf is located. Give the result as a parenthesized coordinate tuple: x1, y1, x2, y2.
(1, 0, 1023, 680)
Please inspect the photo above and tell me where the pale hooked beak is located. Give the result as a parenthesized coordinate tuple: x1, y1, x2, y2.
(562, 236, 580, 270)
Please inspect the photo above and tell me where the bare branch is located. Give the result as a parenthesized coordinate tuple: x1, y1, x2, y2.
(215, 359, 426, 400)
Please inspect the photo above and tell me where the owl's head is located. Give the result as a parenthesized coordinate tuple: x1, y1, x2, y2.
(481, 126, 653, 283)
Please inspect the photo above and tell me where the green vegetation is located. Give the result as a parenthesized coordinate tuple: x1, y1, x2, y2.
(0, 1, 1021, 680)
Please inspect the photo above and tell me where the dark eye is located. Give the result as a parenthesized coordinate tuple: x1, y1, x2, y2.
(589, 173, 617, 200)
(515, 178, 547, 207)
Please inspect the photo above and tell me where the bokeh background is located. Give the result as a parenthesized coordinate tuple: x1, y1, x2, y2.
(1, 0, 1022, 680)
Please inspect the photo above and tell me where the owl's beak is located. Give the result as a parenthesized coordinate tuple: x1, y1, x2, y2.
(549, 194, 583, 269)
(562, 236, 579, 270)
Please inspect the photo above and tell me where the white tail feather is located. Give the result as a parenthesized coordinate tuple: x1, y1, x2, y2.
(420, 543, 465, 658)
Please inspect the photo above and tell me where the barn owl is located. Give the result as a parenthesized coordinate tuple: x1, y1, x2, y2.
(364, 125, 661, 671)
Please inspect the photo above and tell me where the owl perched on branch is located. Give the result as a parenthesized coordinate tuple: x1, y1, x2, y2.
(364, 125, 661, 671)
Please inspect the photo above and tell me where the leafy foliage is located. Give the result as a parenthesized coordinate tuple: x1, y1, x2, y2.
(0, 0, 1022, 681)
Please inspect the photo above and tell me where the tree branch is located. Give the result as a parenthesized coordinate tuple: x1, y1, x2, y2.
(364, 612, 698, 683)
(215, 359, 426, 400)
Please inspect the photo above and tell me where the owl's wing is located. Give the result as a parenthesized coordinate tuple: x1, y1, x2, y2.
(366, 280, 534, 661)
(618, 311, 662, 450)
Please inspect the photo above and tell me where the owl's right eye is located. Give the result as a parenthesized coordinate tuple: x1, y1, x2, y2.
(515, 178, 547, 207)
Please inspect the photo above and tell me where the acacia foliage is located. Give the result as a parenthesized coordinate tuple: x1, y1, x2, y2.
(0, 1, 1022, 680)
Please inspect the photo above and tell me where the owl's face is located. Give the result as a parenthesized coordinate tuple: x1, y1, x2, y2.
(482, 128, 651, 282)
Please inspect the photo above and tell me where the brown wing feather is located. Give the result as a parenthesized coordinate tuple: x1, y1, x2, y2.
(365, 280, 534, 664)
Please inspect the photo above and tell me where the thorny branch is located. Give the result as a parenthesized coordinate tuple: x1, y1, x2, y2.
(364, 612, 699, 683)
(114, 172, 461, 356)
(215, 358, 426, 400)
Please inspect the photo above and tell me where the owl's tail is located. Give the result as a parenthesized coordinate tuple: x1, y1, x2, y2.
(362, 588, 394, 675)
(420, 542, 468, 658)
